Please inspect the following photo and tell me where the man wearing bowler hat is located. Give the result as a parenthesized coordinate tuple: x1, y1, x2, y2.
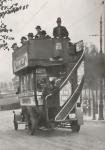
(35, 25, 42, 39)
(53, 17, 69, 38)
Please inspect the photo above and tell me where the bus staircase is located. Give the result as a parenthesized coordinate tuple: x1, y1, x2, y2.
(45, 49, 85, 123)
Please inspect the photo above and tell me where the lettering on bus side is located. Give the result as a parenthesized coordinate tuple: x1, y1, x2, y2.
(20, 97, 35, 106)
(19, 91, 34, 97)
(13, 53, 28, 72)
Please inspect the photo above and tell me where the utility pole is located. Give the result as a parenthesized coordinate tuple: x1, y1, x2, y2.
(104, 0, 105, 54)
(89, 16, 104, 120)
(101, 0, 105, 53)
(103, 0, 105, 54)
(98, 16, 104, 120)
(100, 16, 102, 53)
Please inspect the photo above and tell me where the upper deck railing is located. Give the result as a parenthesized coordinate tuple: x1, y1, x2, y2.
(12, 39, 83, 74)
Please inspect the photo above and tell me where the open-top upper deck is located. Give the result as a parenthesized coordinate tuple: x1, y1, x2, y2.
(12, 38, 83, 74)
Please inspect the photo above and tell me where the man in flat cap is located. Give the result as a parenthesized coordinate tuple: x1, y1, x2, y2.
(35, 25, 42, 39)
(21, 36, 27, 45)
(53, 17, 69, 38)
(27, 33, 34, 40)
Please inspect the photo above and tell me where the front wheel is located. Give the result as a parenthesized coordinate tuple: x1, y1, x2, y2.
(14, 121, 18, 130)
(29, 115, 39, 135)
(45, 122, 56, 130)
(71, 124, 80, 132)
(71, 121, 80, 132)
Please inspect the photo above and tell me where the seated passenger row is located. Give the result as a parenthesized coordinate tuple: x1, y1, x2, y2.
(11, 26, 51, 51)
(12, 17, 70, 51)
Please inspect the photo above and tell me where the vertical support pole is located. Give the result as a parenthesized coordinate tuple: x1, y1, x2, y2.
(33, 69, 39, 110)
(92, 89, 96, 120)
(100, 16, 102, 53)
(98, 16, 104, 120)
(103, 0, 105, 54)
(88, 88, 91, 116)
(99, 77, 104, 120)
(95, 86, 98, 114)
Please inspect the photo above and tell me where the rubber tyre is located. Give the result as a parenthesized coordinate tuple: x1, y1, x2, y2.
(30, 116, 38, 135)
(46, 122, 55, 130)
(14, 121, 18, 130)
(71, 121, 80, 132)
(76, 125, 80, 132)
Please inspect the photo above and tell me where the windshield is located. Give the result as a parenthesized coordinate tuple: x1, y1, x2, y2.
(20, 73, 34, 92)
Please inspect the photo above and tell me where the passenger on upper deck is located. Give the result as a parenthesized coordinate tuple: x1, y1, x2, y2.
(41, 30, 51, 39)
(53, 17, 69, 38)
(27, 33, 34, 40)
(35, 25, 42, 39)
(21, 36, 27, 45)
(11, 43, 18, 51)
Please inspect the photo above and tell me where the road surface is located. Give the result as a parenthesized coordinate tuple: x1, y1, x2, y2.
(0, 110, 105, 150)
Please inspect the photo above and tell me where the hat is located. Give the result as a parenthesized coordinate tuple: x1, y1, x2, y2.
(27, 33, 34, 37)
(11, 43, 17, 48)
(35, 25, 41, 30)
(21, 36, 27, 41)
(57, 17, 61, 22)
(41, 30, 46, 35)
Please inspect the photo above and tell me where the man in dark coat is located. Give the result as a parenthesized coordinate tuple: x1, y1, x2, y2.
(35, 25, 42, 39)
(53, 17, 69, 38)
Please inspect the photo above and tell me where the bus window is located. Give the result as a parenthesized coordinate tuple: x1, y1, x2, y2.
(20, 74, 32, 92)
(20, 70, 48, 93)
(27, 74, 30, 90)
(24, 75, 27, 91)
(21, 76, 24, 92)
(30, 73, 34, 90)
(26, 75, 29, 90)
(36, 68, 47, 92)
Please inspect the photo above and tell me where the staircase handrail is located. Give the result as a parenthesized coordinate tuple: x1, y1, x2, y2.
(55, 75, 84, 121)
(44, 49, 85, 108)
(59, 49, 85, 90)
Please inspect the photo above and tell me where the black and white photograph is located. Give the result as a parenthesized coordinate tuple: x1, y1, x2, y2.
(0, 0, 105, 150)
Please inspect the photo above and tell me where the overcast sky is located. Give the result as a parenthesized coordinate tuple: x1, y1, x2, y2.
(0, 0, 103, 82)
